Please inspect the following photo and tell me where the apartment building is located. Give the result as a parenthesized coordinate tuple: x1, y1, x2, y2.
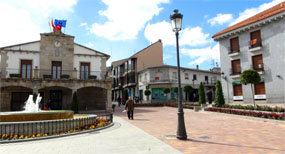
(212, 2, 285, 104)
(138, 65, 221, 103)
(111, 40, 163, 100)
(0, 31, 112, 111)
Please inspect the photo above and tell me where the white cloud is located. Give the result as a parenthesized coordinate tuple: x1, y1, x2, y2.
(0, 0, 77, 47)
(144, 21, 175, 46)
(230, 0, 284, 25)
(144, 21, 211, 47)
(106, 59, 111, 67)
(208, 13, 233, 26)
(80, 23, 87, 26)
(87, 42, 94, 48)
(181, 44, 220, 66)
(163, 54, 173, 61)
(180, 27, 211, 47)
(89, 0, 169, 40)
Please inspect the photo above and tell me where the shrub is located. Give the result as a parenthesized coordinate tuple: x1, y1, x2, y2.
(9, 73, 20, 78)
(163, 88, 170, 94)
(173, 87, 178, 93)
(214, 80, 225, 107)
(71, 92, 78, 113)
(198, 82, 206, 104)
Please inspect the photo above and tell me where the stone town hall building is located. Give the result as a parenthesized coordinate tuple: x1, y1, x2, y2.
(0, 31, 112, 112)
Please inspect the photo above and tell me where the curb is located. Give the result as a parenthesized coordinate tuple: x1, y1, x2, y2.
(0, 123, 114, 144)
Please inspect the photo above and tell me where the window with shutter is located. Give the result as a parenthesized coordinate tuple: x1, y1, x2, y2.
(230, 37, 239, 53)
(254, 83, 266, 95)
(250, 30, 262, 48)
(252, 55, 263, 71)
(233, 85, 242, 96)
(231, 59, 241, 75)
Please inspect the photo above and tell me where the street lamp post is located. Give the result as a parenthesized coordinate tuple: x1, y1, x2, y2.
(170, 9, 187, 140)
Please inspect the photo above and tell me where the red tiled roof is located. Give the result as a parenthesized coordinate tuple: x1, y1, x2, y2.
(212, 2, 285, 38)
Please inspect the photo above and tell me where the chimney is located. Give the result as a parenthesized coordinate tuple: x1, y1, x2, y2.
(196, 65, 199, 70)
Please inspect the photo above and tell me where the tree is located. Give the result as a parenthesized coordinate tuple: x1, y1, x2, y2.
(144, 90, 151, 101)
(215, 80, 225, 107)
(241, 69, 261, 107)
(144, 85, 151, 101)
(71, 92, 78, 113)
(163, 88, 170, 94)
(163, 88, 170, 100)
(183, 85, 193, 101)
(198, 82, 206, 104)
(173, 87, 178, 93)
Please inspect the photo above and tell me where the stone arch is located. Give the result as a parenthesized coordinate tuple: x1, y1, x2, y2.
(77, 86, 107, 111)
(39, 86, 72, 110)
(0, 86, 33, 111)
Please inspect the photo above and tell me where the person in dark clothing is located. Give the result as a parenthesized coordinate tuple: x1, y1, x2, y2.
(134, 96, 139, 104)
(117, 97, 121, 107)
(207, 90, 213, 104)
(125, 97, 135, 120)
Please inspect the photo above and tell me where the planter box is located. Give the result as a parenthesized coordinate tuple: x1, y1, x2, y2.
(89, 75, 97, 79)
(194, 106, 201, 112)
(9, 73, 20, 78)
(43, 75, 52, 79)
(61, 74, 70, 79)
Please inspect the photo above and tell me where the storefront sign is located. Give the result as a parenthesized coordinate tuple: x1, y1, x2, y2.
(233, 96, 243, 100)
(254, 95, 266, 99)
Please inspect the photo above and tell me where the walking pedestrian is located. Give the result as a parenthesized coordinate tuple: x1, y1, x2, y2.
(134, 96, 139, 104)
(117, 96, 121, 107)
(125, 97, 135, 120)
(207, 90, 213, 104)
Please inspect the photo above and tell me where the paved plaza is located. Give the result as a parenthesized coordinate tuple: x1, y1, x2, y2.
(1, 106, 285, 154)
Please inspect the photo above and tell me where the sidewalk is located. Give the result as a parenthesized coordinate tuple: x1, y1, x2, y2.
(114, 106, 285, 154)
(0, 116, 182, 154)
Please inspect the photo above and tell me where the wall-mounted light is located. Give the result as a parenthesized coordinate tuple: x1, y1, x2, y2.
(276, 75, 281, 78)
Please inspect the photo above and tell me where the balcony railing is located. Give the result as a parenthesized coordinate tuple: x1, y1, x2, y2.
(228, 47, 240, 54)
(230, 68, 241, 76)
(251, 64, 264, 72)
(149, 79, 171, 83)
(249, 39, 262, 49)
(1, 68, 105, 80)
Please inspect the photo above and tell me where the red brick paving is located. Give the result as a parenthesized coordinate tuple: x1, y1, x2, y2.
(114, 106, 285, 154)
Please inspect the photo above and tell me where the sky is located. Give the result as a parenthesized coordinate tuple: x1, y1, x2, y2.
(0, 0, 283, 70)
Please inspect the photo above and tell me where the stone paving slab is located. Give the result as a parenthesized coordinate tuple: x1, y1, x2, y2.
(0, 116, 182, 154)
(114, 106, 285, 154)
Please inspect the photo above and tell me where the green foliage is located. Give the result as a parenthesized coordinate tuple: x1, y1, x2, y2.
(198, 82, 206, 104)
(219, 104, 285, 112)
(71, 92, 78, 113)
(241, 69, 261, 85)
(173, 87, 178, 93)
(241, 69, 261, 106)
(163, 88, 170, 94)
(214, 80, 225, 107)
(183, 85, 193, 93)
(144, 89, 151, 96)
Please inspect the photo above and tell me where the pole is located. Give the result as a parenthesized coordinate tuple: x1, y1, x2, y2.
(175, 31, 187, 140)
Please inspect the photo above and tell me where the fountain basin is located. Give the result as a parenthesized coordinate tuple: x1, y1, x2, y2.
(0, 110, 74, 122)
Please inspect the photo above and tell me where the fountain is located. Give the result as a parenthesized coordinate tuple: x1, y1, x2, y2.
(0, 94, 98, 137)
(0, 94, 74, 122)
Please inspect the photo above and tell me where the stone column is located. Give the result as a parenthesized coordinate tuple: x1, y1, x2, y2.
(34, 66, 39, 79)
(106, 89, 112, 111)
(73, 67, 77, 79)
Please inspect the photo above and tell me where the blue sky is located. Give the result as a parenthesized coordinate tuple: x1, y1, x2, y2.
(0, 0, 283, 70)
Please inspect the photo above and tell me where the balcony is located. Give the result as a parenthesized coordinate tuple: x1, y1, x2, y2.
(249, 39, 262, 52)
(230, 69, 241, 79)
(228, 47, 240, 57)
(251, 64, 264, 75)
(1, 68, 103, 80)
(149, 79, 171, 84)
